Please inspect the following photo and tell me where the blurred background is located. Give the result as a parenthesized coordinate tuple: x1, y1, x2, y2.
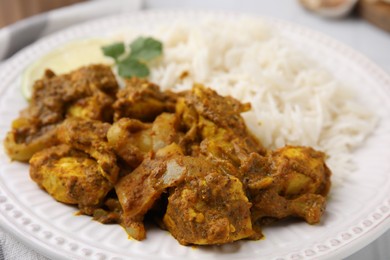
(1, 0, 390, 31)
(0, 0, 87, 27)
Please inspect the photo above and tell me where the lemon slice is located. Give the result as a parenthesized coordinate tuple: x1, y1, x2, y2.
(21, 38, 114, 100)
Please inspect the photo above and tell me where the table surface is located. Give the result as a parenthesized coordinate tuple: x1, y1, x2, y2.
(0, 0, 389, 259)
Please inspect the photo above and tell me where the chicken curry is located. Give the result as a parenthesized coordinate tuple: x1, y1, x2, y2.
(4, 64, 331, 245)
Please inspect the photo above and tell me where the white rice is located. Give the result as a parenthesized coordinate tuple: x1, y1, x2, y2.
(119, 17, 377, 182)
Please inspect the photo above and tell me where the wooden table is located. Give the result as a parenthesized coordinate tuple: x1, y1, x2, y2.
(0, 0, 85, 28)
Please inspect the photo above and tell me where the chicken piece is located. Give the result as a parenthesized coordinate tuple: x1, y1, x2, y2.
(244, 146, 331, 225)
(188, 84, 251, 134)
(26, 65, 117, 125)
(252, 190, 327, 226)
(271, 146, 331, 198)
(57, 117, 119, 184)
(115, 144, 186, 240)
(66, 90, 115, 122)
(200, 116, 263, 156)
(151, 113, 183, 152)
(192, 85, 265, 156)
(163, 157, 254, 245)
(198, 116, 262, 178)
(4, 65, 119, 161)
(107, 113, 182, 169)
(175, 84, 265, 170)
(3, 120, 59, 162)
(30, 144, 113, 215)
(107, 118, 152, 169)
(174, 97, 201, 155)
(187, 84, 262, 151)
(113, 77, 176, 122)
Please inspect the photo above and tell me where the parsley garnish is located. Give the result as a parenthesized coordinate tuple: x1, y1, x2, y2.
(102, 37, 162, 78)
(129, 37, 163, 62)
(101, 42, 125, 62)
(118, 56, 149, 78)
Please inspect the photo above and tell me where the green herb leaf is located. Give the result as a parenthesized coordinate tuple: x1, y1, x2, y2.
(117, 57, 149, 78)
(129, 37, 163, 62)
(102, 37, 162, 79)
(101, 42, 125, 61)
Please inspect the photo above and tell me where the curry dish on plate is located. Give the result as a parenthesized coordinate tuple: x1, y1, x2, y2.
(3, 64, 331, 245)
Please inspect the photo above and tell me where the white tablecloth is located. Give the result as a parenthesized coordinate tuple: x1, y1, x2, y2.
(0, 0, 389, 259)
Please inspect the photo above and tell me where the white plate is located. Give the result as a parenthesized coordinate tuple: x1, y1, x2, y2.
(0, 10, 389, 260)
